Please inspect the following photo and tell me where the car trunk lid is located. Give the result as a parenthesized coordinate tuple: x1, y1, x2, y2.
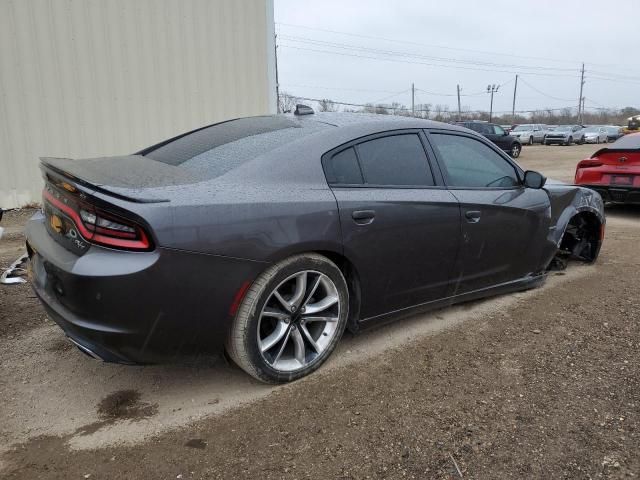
(41, 155, 199, 203)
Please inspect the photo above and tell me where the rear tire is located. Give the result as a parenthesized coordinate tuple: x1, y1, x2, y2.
(226, 253, 349, 384)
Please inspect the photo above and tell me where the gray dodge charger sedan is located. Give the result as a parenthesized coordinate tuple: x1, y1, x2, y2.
(25, 110, 605, 383)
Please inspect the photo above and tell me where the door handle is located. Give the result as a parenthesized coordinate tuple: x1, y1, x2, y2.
(465, 210, 481, 223)
(352, 210, 376, 225)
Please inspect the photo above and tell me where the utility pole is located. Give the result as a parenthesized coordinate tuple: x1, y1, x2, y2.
(274, 33, 281, 113)
(577, 62, 585, 124)
(581, 96, 586, 123)
(487, 84, 499, 123)
(457, 84, 462, 121)
(511, 75, 518, 122)
(411, 82, 415, 116)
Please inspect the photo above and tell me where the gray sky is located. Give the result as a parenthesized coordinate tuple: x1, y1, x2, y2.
(274, 0, 639, 114)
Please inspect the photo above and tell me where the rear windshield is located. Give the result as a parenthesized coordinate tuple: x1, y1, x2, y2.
(140, 116, 331, 177)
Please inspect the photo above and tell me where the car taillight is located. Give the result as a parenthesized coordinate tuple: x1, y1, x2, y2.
(43, 189, 152, 251)
(577, 159, 603, 169)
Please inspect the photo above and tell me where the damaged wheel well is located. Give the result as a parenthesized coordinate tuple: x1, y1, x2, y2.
(559, 211, 602, 263)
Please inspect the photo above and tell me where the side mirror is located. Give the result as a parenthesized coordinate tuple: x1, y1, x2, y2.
(523, 170, 546, 189)
(503, 131, 508, 136)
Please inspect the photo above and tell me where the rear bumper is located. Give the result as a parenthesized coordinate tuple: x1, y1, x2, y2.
(580, 185, 640, 204)
(26, 212, 266, 364)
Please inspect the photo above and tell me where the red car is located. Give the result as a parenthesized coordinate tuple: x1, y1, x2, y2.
(575, 133, 640, 204)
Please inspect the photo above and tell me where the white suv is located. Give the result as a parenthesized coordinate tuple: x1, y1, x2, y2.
(510, 124, 548, 145)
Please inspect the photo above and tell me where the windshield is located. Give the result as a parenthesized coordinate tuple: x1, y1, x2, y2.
(552, 126, 572, 132)
(513, 125, 534, 131)
(583, 127, 601, 132)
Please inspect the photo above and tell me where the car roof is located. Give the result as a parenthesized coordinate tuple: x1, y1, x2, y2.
(293, 111, 466, 131)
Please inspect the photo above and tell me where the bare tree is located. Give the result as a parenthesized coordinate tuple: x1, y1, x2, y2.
(317, 98, 337, 112)
(278, 91, 298, 113)
(416, 103, 431, 119)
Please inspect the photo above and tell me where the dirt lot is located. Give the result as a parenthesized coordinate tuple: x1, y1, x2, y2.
(1, 144, 639, 479)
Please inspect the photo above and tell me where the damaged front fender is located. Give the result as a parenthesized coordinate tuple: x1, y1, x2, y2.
(544, 180, 605, 268)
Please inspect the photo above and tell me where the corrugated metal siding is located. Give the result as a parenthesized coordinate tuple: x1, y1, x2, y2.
(0, 0, 276, 208)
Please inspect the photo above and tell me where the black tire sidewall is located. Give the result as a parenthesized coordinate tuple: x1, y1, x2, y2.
(511, 144, 521, 158)
(241, 255, 349, 383)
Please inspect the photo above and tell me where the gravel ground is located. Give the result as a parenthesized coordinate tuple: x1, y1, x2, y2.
(1, 144, 639, 478)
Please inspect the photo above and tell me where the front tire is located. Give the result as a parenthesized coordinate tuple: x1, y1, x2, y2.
(565, 136, 573, 146)
(510, 143, 521, 158)
(226, 253, 349, 383)
(528, 136, 534, 145)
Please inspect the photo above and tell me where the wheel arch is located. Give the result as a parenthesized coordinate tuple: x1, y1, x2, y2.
(556, 207, 604, 263)
(314, 250, 362, 334)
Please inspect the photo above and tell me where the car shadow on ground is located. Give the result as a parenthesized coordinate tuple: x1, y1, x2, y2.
(605, 203, 640, 218)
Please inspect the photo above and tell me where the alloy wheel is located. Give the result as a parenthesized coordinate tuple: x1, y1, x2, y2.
(257, 270, 341, 372)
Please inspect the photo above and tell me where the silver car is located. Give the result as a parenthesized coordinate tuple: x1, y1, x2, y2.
(582, 126, 609, 144)
(510, 124, 548, 145)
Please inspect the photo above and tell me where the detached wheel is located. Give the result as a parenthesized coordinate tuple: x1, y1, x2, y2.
(226, 253, 349, 383)
(510, 143, 521, 158)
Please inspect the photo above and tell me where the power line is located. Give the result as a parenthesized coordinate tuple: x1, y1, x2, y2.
(276, 22, 591, 67)
(585, 75, 640, 86)
(278, 44, 579, 78)
(373, 89, 412, 104)
(518, 78, 575, 102)
(278, 34, 579, 73)
(279, 83, 408, 95)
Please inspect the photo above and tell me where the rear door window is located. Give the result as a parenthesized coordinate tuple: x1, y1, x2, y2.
(355, 134, 434, 186)
(323, 147, 363, 185)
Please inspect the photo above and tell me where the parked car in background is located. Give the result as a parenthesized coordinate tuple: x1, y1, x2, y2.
(500, 124, 513, 134)
(455, 120, 522, 157)
(582, 126, 609, 144)
(510, 124, 548, 145)
(24, 111, 605, 383)
(605, 126, 624, 142)
(575, 132, 640, 204)
(544, 125, 585, 145)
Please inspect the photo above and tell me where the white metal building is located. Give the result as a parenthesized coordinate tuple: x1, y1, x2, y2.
(0, 0, 276, 208)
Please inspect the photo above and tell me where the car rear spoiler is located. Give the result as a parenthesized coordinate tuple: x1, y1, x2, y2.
(40, 157, 170, 203)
